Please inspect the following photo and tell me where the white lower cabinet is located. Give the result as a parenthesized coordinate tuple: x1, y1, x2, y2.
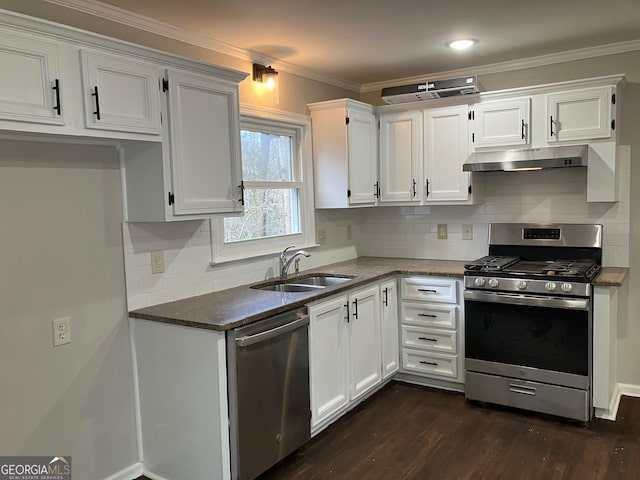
(309, 282, 393, 431)
(399, 276, 464, 384)
(380, 279, 399, 379)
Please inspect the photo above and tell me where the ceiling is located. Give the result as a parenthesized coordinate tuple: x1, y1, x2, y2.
(88, 0, 640, 86)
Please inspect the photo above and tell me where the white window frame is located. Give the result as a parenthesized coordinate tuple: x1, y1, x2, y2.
(211, 105, 316, 264)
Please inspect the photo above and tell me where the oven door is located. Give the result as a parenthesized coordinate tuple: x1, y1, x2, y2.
(464, 290, 591, 389)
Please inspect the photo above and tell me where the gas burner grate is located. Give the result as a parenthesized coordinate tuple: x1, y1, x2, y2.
(464, 255, 520, 272)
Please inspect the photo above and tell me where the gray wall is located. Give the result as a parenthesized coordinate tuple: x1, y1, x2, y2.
(0, 141, 138, 479)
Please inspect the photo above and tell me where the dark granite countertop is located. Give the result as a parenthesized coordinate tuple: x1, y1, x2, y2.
(129, 257, 466, 331)
(128, 257, 628, 331)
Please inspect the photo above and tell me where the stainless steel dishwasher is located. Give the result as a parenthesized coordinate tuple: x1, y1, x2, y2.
(226, 307, 311, 480)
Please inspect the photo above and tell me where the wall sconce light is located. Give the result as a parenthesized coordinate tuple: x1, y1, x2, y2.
(253, 63, 279, 104)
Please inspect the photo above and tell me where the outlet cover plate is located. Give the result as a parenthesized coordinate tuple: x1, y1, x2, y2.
(151, 250, 165, 274)
(53, 317, 71, 347)
(462, 224, 473, 240)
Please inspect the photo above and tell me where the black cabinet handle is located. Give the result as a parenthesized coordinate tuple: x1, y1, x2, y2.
(549, 115, 554, 137)
(352, 298, 358, 320)
(419, 361, 438, 366)
(418, 337, 438, 342)
(374, 182, 379, 198)
(383, 287, 388, 307)
(425, 179, 430, 197)
(418, 313, 437, 318)
(521, 119, 526, 140)
(417, 289, 437, 293)
(412, 179, 417, 198)
(344, 303, 350, 323)
(92, 86, 101, 120)
(52, 79, 61, 116)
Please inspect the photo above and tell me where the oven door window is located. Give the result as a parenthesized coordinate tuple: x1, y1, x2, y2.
(465, 300, 588, 376)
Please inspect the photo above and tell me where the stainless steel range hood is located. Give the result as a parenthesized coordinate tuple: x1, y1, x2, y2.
(463, 145, 588, 172)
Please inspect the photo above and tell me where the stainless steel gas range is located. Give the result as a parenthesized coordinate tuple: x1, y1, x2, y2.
(463, 223, 602, 422)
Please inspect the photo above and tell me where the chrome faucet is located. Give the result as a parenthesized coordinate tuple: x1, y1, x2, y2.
(280, 245, 311, 279)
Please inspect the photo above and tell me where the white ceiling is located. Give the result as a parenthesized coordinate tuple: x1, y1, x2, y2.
(77, 0, 640, 86)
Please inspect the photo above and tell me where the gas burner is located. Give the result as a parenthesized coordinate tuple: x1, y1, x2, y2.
(464, 256, 520, 272)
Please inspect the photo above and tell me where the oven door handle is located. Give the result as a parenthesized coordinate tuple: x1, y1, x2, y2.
(464, 290, 589, 311)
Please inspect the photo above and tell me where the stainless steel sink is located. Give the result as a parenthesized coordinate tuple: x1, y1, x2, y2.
(292, 275, 353, 287)
(255, 283, 324, 293)
(251, 274, 355, 293)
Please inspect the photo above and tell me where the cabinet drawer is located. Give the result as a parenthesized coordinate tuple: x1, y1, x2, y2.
(401, 277, 457, 303)
(401, 303, 457, 329)
(401, 326, 456, 354)
(401, 349, 458, 379)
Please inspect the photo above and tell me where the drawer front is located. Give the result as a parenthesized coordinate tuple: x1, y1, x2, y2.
(465, 371, 589, 421)
(401, 277, 457, 303)
(401, 326, 457, 354)
(401, 349, 458, 379)
(401, 303, 457, 329)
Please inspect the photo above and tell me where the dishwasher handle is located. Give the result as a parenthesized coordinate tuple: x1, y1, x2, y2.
(236, 315, 309, 347)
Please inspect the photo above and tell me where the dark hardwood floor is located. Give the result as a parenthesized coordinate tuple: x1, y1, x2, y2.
(136, 381, 640, 479)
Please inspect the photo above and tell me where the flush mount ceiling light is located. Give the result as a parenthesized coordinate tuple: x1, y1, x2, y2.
(446, 39, 477, 50)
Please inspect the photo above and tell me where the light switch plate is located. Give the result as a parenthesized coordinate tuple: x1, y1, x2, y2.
(317, 228, 327, 245)
(437, 224, 448, 240)
(462, 224, 473, 240)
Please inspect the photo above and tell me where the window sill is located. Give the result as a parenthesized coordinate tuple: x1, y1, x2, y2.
(209, 243, 321, 267)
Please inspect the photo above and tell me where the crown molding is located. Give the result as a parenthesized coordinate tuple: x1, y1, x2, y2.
(240, 104, 310, 126)
(42, 0, 360, 92)
(360, 39, 640, 93)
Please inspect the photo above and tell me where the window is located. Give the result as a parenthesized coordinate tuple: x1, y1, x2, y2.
(211, 108, 315, 263)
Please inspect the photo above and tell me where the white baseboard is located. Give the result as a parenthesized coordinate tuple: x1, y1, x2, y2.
(618, 383, 640, 397)
(103, 462, 143, 480)
(594, 382, 640, 421)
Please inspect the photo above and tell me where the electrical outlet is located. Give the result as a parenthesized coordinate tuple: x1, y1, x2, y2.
(346, 225, 352, 241)
(317, 228, 327, 245)
(462, 224, 473, 240)
(151, 250, 165, 274)
(53, 317, 71, 347)
(437, 224, 448, 240)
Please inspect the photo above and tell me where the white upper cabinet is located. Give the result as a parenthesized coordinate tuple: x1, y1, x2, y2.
(309, 99, 377, 208)
(80, 50, 161, 135)
(423, 105, 471, 202)
(546, 86, 613, 142)
(379, 109, 422, 202)
(471, 97, 530, 148)
(165, 69, 243, 216)
(0, 29, 64, 125)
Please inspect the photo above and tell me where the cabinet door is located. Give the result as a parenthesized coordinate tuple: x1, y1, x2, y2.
(379, 110, 422, 202)
(347, 107, 377, 204)
(81, 50, 161, 134)
(472, 97, 530, 148)
(348, 285, 382, 401)
(424, 105, 470, 202)
(380, 279, 399, 380)
(546, 86, 613, 142)
(0, 30, 64, 125)
(166, 69, 243, 215)
(309, 296, 350, 428)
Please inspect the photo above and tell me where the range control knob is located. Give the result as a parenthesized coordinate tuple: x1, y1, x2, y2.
(474, 277, 486, 287)
(561, 283, 573, 293)
(488, 278, 500, 288)
(545, 281, 557, 292)
(516, 280, 528, 290)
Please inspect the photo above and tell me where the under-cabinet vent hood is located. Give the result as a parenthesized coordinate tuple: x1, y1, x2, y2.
(463, 145, 588, 172)
(381, 76, 480, 104)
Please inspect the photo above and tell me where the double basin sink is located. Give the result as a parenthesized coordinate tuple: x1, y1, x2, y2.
(251, 274, 354, 293)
